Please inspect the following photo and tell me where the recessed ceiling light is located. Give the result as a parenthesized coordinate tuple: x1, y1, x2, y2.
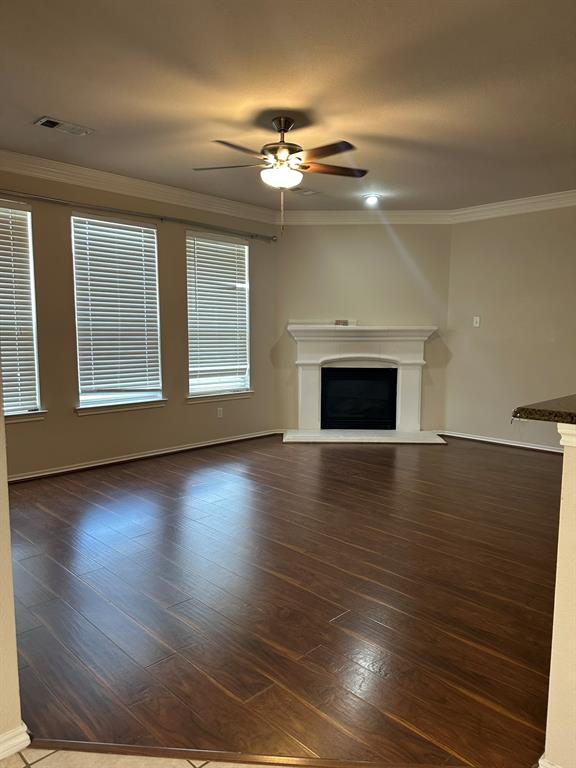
(363, 194, 382, 207)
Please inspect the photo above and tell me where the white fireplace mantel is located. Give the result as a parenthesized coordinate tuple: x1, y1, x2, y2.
(284, 324, 445, 444)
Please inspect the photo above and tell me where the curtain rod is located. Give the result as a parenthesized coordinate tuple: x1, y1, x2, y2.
(0, 187, 278, 243)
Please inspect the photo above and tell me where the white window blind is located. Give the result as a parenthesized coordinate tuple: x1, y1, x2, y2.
(0, 204, 41, 415)
(186, 232, 250, 397)
(72, 216, 162, 408)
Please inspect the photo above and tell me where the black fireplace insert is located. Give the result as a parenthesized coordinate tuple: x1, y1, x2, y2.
(321, 367, 397, 429)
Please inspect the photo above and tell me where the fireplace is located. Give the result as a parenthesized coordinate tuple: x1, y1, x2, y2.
(283, 324, 444, 443)
(321, 367, 397, 429)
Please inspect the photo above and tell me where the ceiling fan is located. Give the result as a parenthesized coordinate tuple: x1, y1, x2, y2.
(194, 116, 368, 190)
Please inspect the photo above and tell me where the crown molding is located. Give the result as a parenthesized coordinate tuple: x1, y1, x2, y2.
(281, 209, 452, 225)
(282, 189, 576, 225)
(0, 149, 574, 226)
(450, 189, 576, 223)
(0, 150, 277, 224)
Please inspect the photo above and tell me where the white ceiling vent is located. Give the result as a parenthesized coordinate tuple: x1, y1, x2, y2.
(291, 187, 318, 196)
(34, 116, 94, 136)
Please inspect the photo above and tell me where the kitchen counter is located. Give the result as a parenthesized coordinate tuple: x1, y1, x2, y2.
(512, 393, 576, 424)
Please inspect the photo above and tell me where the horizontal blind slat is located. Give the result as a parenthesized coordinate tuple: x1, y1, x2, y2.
(0, 207, 41, 415)
(72, 216, 162, 407)
(186, 232, 250, 397)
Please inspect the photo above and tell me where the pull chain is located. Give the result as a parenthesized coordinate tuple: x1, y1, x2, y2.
(280, 189, 285, 232)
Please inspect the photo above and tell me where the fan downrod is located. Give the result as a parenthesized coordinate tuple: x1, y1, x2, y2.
(272, 116, 296, 140)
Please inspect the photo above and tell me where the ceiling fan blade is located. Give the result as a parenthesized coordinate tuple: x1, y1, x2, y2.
(193, 163, 264, 171)
(213, 140, 264, 158)
(300, 140, 355, 161)
(301, 162, 367, 177)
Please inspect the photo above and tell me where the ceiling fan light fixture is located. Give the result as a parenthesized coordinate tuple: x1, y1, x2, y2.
(363, 194, 382, 206)
(260, 166, 303, 189)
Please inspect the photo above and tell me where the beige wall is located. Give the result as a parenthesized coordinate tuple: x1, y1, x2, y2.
(445, 207, 576, 449)
(2, 167, 575, 476)
(0, 395, 27, 751)
(0, 171, 279, 478)
(273, 223, 452, 429)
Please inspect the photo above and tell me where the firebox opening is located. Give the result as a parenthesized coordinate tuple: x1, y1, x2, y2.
(321, 367, 397, 429)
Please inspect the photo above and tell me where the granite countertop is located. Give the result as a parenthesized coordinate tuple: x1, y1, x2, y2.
(512, 394, 576, 424)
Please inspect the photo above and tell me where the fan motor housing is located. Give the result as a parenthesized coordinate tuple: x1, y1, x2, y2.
(261, 141, 303, 160)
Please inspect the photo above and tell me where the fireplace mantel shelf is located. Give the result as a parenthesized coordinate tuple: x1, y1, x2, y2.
(287, 324, 437, 342)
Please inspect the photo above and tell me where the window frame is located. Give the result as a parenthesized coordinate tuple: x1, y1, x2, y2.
(186, 230, 251, 400)
(71, 213, 164, 411)
(0, 201, 42, 417)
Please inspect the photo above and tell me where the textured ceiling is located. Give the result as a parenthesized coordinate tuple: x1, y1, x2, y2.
(0, 0, 575, 210)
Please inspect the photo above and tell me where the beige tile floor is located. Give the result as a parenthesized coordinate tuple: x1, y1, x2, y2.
(0, 748, 257, 768)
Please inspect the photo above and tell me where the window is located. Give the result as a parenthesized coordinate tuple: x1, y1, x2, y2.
(72, 216, 162, 408)
(0, 204, 41, 415)
(186, 232, 250, 397)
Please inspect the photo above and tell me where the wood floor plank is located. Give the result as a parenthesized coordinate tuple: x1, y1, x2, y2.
(27, 597, 231, 750)
(187, 511, 552, 670)
(10, 529, 41, 561)
(80, 567, 200, 649)
(30, 598, 165, 706)
(18, 665, 91, 741)
(11, 436, 558, 767)
(304, 644, 543, 768)
(18, 626, 159, 745)
(172, 621, 461, 765)
(19, 555, 175, 665)
(198, 503, 554, 615)
(320, 624, 547, 730)
(148, 653, 314, 757)
(177, 635, 275, 702)
(249, 684, 383, 762)
(14, 597, 44, 635)
(12, 560, 57, 608)
(333, 611, 548, 716)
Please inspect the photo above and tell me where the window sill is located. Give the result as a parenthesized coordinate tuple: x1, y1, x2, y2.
(5, 409, 47, 424)
(186, 390, 253, 404)
(75, 399, 167, 416)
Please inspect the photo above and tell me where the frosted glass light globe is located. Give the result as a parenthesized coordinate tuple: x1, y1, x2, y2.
(260, 166, 303, 189)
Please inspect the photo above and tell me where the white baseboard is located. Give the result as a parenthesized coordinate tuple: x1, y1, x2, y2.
(8, 430, 282, 482)
(439, 430, 563, 453)
(539, 758, 563, 768)
(8, 427, 562, 481)
(0, 723, 30, 760)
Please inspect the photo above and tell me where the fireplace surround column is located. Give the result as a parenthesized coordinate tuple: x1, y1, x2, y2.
(297, 363, 321, 430)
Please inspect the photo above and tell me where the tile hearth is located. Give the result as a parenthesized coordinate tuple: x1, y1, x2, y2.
(283, 428, 445, 443)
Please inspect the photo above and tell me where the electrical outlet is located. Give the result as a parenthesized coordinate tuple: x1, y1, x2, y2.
(473, 315, 481, 328)
(217, 407, 223, 418)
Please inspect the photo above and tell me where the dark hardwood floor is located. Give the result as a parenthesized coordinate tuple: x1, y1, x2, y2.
(10, 436, 561, 767)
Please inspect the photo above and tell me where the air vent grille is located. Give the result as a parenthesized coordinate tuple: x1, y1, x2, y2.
(34, 116, 94, 136)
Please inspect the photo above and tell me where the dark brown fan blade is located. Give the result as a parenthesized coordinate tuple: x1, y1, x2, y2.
(300, 140, 355, 161)
(193, 163, 264, 171)
(301, 162, 367, 177)
(213, 140, 264, 159)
